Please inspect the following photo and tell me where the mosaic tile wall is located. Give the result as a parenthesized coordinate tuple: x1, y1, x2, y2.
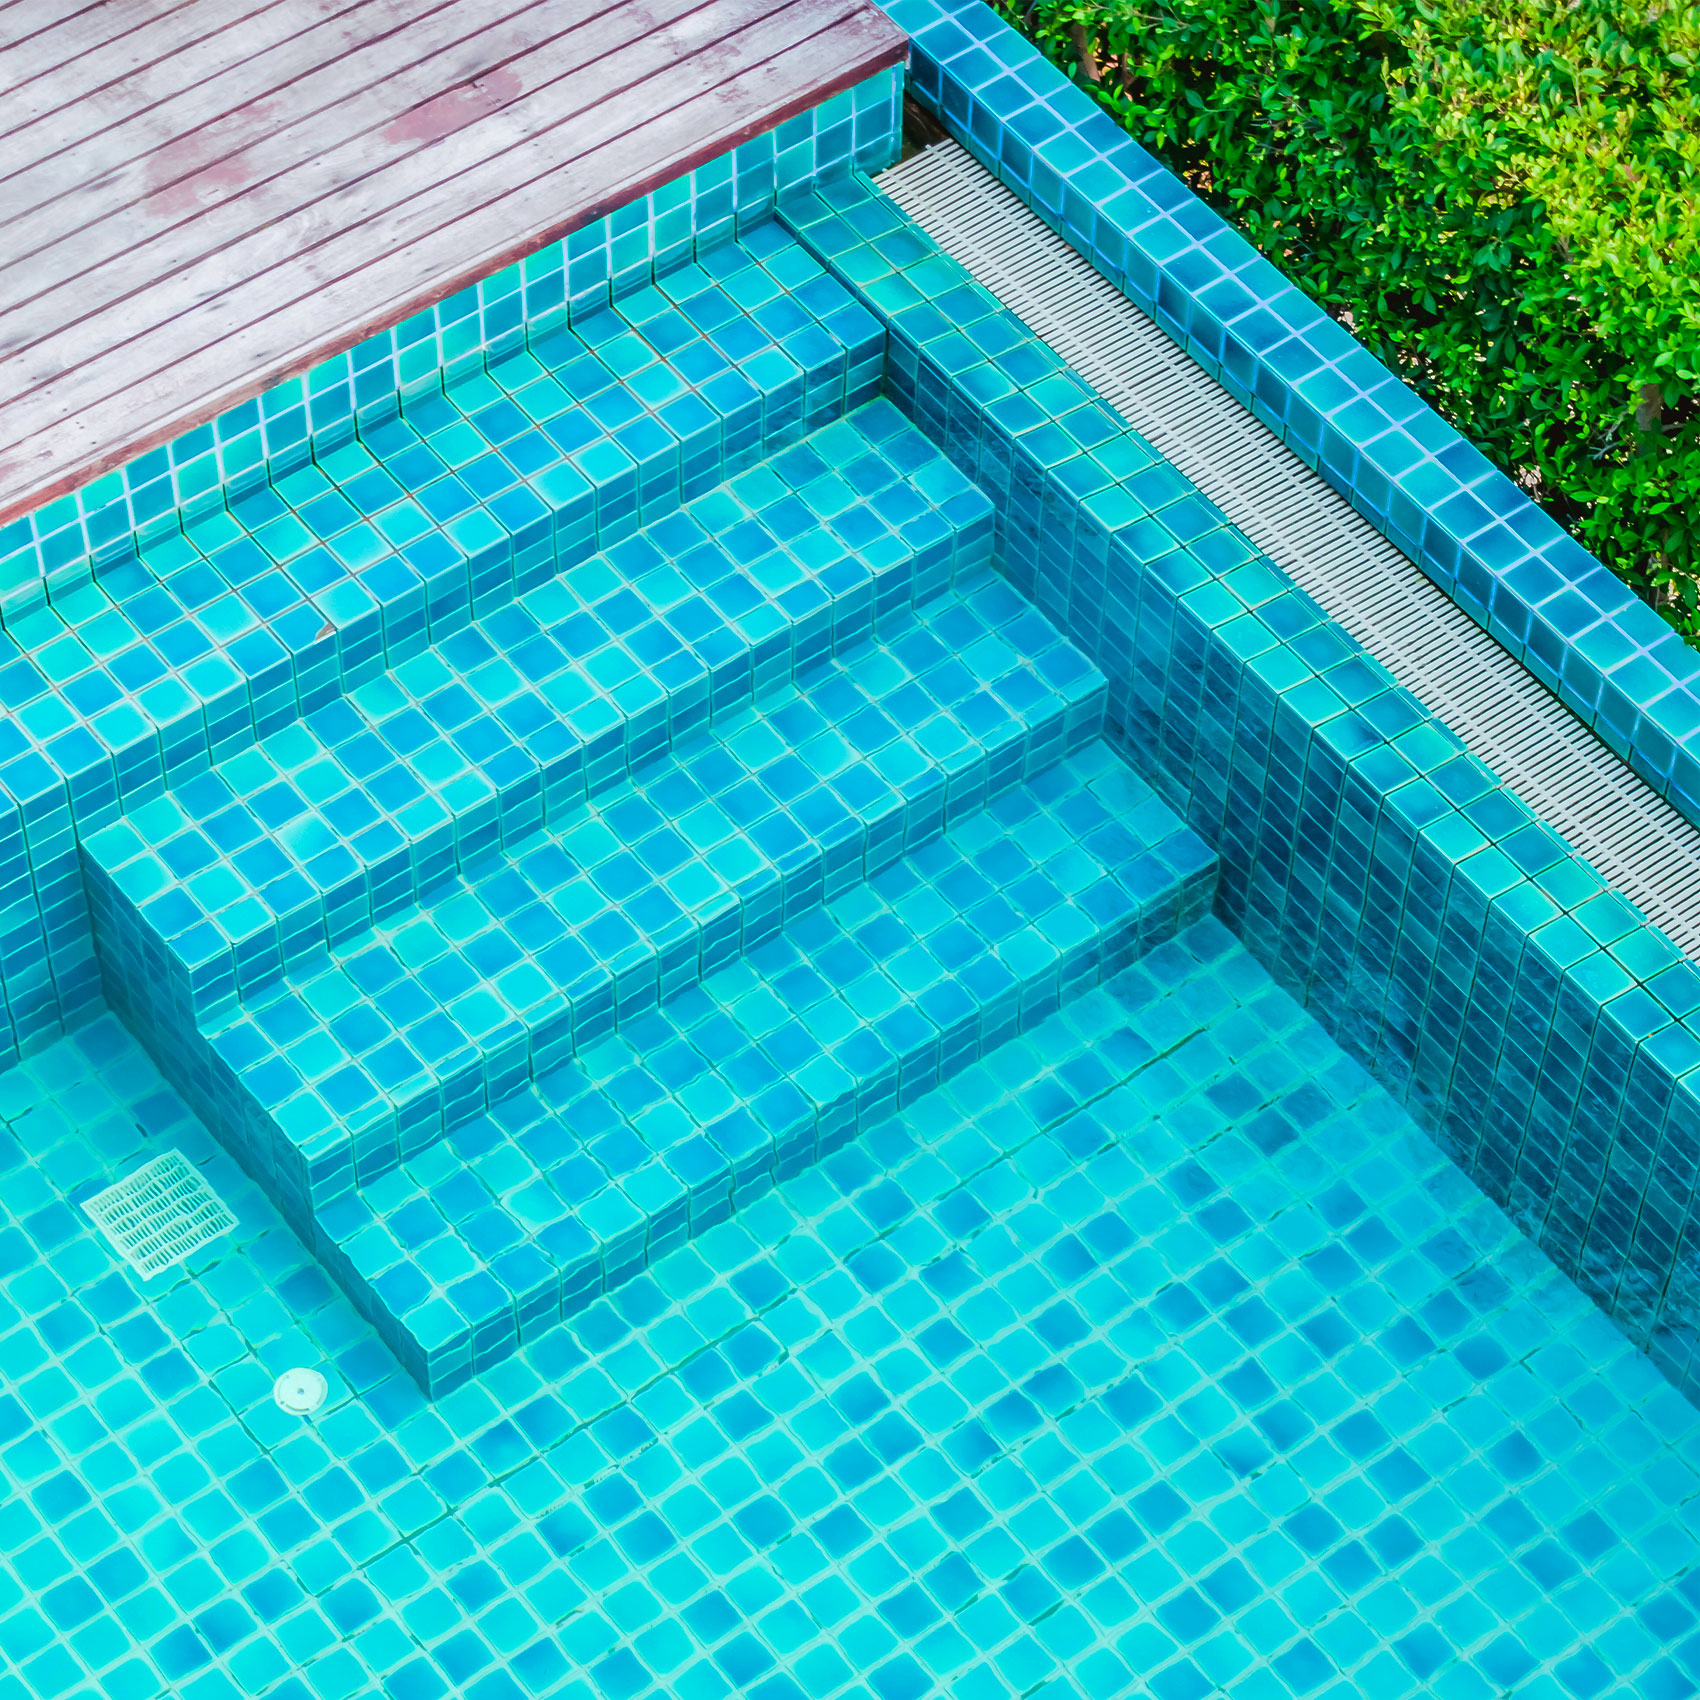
(873, 0, 1700, 843)
(8, 927, 1700, 1700)
(0, 74, 904, 1076)
(774, 169, 1700, 1398)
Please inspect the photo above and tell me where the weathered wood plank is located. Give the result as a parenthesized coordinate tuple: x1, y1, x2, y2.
(2, 0, 790, 375)
(1, 0, 390, 193)
(1, 0, 107, 36)
(1, 0, 296, 137)
(1, 1, 151, 90)
(2, 0, 547, 257)
(0, 0, 906, 530)
(0, 0, 112, 57)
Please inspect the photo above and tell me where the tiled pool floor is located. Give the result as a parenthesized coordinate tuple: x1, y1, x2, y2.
(5, 919, 1699, 1700)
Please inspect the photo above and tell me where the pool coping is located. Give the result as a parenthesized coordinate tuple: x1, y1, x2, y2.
(878, 0, 1700, 841)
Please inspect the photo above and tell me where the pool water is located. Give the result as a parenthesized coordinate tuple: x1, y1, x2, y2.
(3, 118, 1699, 1700)
(3, 919, 1696, 1700)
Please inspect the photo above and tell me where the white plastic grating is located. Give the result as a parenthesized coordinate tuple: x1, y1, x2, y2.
(879, 141, 1700, 959)
(82, 1151, 235, 1278)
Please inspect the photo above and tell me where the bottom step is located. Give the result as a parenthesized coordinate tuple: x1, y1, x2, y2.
(319, 742, 1216, 1393)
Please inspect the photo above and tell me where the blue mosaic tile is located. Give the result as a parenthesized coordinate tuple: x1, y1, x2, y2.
(83, 400, 1008, 1227)
(4, 924, 1700, 1698)
(83, 401, 970, 1028)
(215, 566, 1102, 1196)
(74, 310, 1219, 1394)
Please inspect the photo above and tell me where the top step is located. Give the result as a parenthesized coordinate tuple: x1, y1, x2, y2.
(6, 223, 885, 834)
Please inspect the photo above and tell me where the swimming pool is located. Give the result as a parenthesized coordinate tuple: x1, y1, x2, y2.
(5, 7, 1700, 1697)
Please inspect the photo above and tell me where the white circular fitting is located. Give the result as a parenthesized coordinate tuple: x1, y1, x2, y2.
(273, 1368, 328, 1415)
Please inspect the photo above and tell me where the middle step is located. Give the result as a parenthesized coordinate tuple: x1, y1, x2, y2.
(92, 549, 1120, 1235)
(214, 570, 1106, 1220)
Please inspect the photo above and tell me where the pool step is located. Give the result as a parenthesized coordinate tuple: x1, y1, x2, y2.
(71, 226, 1227, 1401)
(317, 741, 1217, 1394)
(22, 223, 883, 836)
(84, 404, 990, 1126)
(208, 568, 1103, 1221)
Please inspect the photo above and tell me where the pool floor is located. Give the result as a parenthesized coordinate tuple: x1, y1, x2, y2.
(2, 918, 1697, 1700)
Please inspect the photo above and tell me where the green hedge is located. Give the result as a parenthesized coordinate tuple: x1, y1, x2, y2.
(994, 0, 1700, 636)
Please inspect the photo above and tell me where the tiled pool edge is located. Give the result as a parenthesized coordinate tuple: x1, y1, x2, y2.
(775, 170, 1700, 1402)
(0, 69, 906, 632)
(877, 0, 1700, 839)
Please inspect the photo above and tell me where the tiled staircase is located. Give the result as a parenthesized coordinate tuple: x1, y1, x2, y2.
(79, 225, 1218, 1394)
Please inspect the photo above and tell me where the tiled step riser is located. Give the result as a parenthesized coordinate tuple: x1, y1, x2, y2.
(358, 859, 1215, 1395)
(224, 677, 1105, 1225)
(84, 515, 983, 1034)
(85, 407, 988, 1032)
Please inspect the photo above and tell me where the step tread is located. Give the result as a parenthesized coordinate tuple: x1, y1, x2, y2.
(87, 405, 991, 1014)
(319, 742, 1217, 1389)
(218, 572, 1107, 1199)
(9, 225, 879, 826)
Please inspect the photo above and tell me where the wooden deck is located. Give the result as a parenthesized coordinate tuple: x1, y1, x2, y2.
(0, 0, 907, 531)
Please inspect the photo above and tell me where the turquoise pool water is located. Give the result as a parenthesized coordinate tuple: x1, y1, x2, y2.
(4, 921, 1697, 1699)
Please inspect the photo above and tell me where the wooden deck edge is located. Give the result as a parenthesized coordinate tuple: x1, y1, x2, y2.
(0, 20, 908, 535)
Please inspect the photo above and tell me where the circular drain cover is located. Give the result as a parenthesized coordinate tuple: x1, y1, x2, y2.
(274, 1369, 328, 1415)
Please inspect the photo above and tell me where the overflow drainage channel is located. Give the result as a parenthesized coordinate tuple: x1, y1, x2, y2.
(878, 140, 1700, 961)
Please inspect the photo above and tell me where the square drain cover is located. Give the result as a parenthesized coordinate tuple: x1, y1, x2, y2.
(83, 1153, 236, 1277)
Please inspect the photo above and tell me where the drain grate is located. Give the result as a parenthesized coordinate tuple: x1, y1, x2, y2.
(83, 1152, 235, 1277)
(878, 141, 1700, 959)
